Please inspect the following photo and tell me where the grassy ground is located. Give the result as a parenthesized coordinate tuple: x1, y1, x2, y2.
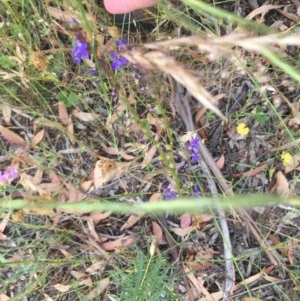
(1, 0, 300, 300)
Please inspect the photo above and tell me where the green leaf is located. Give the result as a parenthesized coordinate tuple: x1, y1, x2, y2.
(56, 90, 79, 107)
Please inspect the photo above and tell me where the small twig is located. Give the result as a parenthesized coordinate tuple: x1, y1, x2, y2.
(174, 83, 235, 299)
(173, 83, 283, 269)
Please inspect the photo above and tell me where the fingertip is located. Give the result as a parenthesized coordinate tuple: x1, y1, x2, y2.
(103, 0, 156, 14)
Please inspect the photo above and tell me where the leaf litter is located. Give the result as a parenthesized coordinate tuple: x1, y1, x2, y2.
(1, 0, 300, 300)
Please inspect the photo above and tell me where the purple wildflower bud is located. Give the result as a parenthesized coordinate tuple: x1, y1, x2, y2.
(190, 150, 201, 163)
(70, 18, 79, 25)
(110, 52, 129, 71)
(110, 51, 119, 60)
(116, 39, 127, 49)
(189, 137, 200, 151)
(8, 166, 18, 180)
(163, 185, 178, 200)
(90, 68, 98, 76)
(72, 40, 89, 64)
(0, 166, 18, 185)
(194, 186, 201, 198)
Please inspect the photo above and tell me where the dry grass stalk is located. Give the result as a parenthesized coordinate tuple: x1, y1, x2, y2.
(123, 49, 227, 121)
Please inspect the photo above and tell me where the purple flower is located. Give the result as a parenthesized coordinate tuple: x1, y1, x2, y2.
(110, 51, 128, 71)
(72, 40, 89, 64)
(116, 39, 127, 49)
(189, 137, 200, 150)
(70, 18, 79, 25)
(190, 150, 201, 163)
(0, 166, 18, 185)
(185, 136, 200, 151)
(163, 185, 178, 200)
(90, 68, 98, 76)
(193, 186, 201, 198)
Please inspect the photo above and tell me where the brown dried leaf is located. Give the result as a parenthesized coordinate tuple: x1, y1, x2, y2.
(79, 278, 93, 287)
(270, 171, 291, 197)
(149, 193, 162, 203)
(141, 145, 157, 169)
(107, 26, 120, 38)
(232, 163, 268, 178)
(72, 110, 100, 122)
(31, 129, 45, 147)
(67, 116, 75, 145)
(59, 249, 74, 259)
(191, 248, 214, 271)
(120, 214, 141, 231)
(84, 278, 110, 300)
(85, 261, 106, 274)
(58, 102, 69, 124)
(12, 210, 25, 222)
(19, 173, 45, 194)
(180, 214, 192, 229)
(53, 284, 71, 293)
(171, 226, 196, 236)
(43, 293, 54, 301)
(70, 270, 88, 280)
(93, 157, 132, 189)
(101, 235, 137, 251)
(215, 154, 225, 170)
(152, 221, 164, 244)
(81, 211, 111, 224)
(39, 181, 61, 193)
(0, 294, 10, 301)
(102, 145, 135, 160)
(0, 125, 27, 148)
(192, 214, 213, 229)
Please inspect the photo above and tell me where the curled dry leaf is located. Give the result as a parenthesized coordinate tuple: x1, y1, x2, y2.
(93, 157, 133, 189)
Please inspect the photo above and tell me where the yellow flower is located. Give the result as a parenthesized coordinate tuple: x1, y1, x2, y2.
(281, 152, 292, 167)
(236, 123, 249, 136)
